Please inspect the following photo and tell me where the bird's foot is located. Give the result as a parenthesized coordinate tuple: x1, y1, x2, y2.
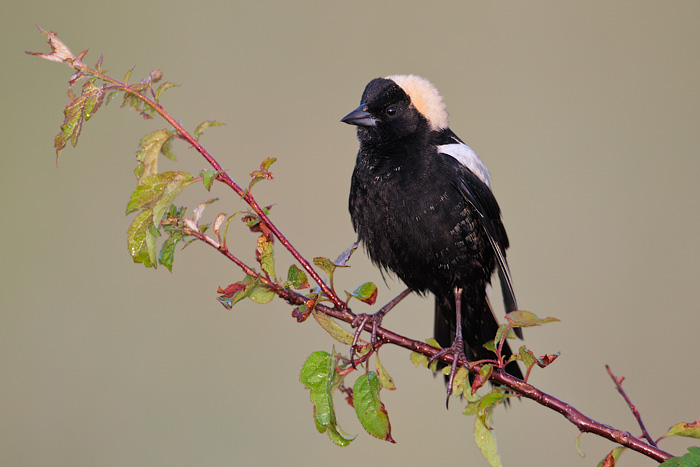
(429, 336, 467, 408)
(349, 312, 384, 368)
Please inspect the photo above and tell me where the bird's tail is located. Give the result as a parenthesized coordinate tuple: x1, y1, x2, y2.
(433, 290, 523, 383)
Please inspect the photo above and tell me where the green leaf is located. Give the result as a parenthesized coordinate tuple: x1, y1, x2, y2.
(375, 353, 396, 390)
(126, 172, 195, 225)
(256, 234, 275, 279)
(299, 351, 355, 447)
(194, 120, 224, 140)
(200, 169, 218, 191)
(160, 137, 177, 161)
(474, 416, 502, 467)
(313, 257, 336, 276)
(248, 283, 275, 304)
(286, 265, 309, 289)
(575, 432, 586, 458)
(345, 282, 378, 305)
(505, 310, 559, 328)
(311, 311, 356, 346)
(659, 447, 700, 467)
(353, 372, 394, 443)
(54, 80, 106, 161)
(154, 81, 179, 102)
(127, 210, 157, 268)
(124, 67, 134, 85)
(666, 421, 700, 439)
(159, 230, 187, 272)
(134, 129, 176, 182)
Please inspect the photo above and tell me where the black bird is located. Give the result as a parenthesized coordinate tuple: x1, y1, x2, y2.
(341, 75, 523, 395)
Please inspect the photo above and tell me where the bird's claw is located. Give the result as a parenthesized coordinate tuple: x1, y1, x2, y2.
(429, 337, 466, 408)
(349, 312, 384, 368)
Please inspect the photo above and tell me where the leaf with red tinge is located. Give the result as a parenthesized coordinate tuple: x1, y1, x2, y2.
(248, 157, 277, 191)
(334, 242, 359, 267)
(353, 372, 394, 443)
(217, 275, 256, 309)
(285, 265, 309, 289)
(665, 420, 700, 439)
(470, 364, 493, 395)
(26, 27, 77, 64)
(345, 282, 378, 305)
(53, 80, 106, 161)
(597, 447, 626, 467)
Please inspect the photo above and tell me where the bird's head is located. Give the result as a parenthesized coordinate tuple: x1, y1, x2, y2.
(341, 75, 449, 143)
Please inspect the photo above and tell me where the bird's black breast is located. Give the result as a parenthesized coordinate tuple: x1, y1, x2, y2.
(349, 142, 496, 297)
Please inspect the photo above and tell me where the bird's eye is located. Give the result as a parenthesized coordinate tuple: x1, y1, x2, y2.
(385, 106, 397, 117)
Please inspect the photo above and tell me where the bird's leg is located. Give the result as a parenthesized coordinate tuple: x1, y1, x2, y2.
(429, 287, 467, 407)
(349, 288, 412, 368)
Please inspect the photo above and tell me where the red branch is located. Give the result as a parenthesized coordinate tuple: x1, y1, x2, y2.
(189, 227, 673, 463)
(606, 364, 658, 447)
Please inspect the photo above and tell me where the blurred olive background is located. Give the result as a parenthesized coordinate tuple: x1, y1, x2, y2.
(2, 1, 698, 466)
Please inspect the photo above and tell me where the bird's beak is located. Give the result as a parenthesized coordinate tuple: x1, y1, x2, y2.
(341, 104, 377, 127)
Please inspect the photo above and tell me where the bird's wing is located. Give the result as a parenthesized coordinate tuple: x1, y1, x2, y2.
(452, 162, 521, 336)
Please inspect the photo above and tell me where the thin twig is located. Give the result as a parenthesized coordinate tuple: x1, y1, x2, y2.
(605, 364, 658, 447)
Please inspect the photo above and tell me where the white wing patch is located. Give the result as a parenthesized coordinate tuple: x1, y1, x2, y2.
(437, 138, 491, 186)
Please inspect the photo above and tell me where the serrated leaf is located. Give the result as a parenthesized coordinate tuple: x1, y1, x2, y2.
(124, 67, 134, 85)
(313, 257, 336, 276)
(154, 81, 179, 102)
(127, 209, 157, 268)
(26, 27, 77, 64)
(256, 234, 275, 279)
(474, 416, 502, 467)
(159, 230, 187, 272)
(410, 351, 429, 368)
(353, 372, 394, 443)
(192, 198, 219, 227)
(248, 157, 277, 191)
(345, 282, 378, 305)
(666, 420, 700, 439)
(375, 353, 396, 390)
(200, 169, 218, 191)
(194, 120, 224, 140)
(505, 310, 559, 328)
(54, 81, 106, 161)
(134, 129, 176, 182)
(299, 351, 356, 446)
(126, 172, 195, 224)
(312, 311, 356, 346)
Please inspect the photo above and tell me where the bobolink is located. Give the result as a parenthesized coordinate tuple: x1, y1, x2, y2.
(342, 75, 522, 394)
